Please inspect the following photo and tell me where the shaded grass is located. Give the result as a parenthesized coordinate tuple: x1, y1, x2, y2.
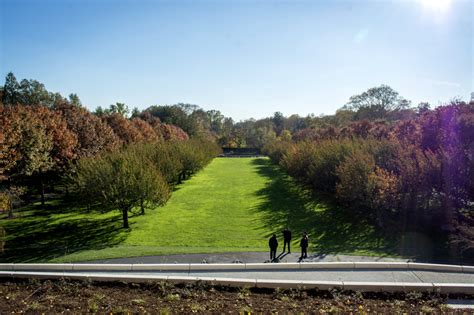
(0, 200, 126, 262)
(250, 158, 395, 257)
(0, 158, 395, 263)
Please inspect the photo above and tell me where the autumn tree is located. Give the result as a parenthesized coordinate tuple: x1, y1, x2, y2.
(131, 118, 161, 143)
(103, 113, 144, 144)
(55, 102, 121, 158)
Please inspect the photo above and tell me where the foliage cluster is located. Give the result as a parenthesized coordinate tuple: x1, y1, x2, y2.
(264, 102, 474, 261)
(0, 73, 190, 214)
(74, 139, 221, 228)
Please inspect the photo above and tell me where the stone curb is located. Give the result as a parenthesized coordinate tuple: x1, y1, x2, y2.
(1, 271, 473, 294)
(0, 262, 473, 273)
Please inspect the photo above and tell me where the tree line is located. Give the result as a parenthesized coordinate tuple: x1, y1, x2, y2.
(1, 72, 472, 253)
(75, 140, 220, 228)
(264, 101, 474, 261)
(0, 73, 218, 225)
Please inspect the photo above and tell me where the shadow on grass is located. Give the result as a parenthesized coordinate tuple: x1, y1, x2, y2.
(251, 158, 394, 256)
(0, 199, 126, 263)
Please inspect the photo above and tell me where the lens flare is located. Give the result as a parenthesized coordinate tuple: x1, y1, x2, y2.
(419, 0, 452, 12)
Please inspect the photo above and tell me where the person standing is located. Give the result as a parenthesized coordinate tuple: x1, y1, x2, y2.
(300, 232, 308, 260)
(269, 234, 278, 261)
(282, 227, 292, 253)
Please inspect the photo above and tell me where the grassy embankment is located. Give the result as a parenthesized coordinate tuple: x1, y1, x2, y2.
(0, 158, 394, 262)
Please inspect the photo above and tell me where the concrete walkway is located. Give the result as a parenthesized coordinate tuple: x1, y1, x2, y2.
(2, 262, 474, 293)
(84, 251, 408, 264)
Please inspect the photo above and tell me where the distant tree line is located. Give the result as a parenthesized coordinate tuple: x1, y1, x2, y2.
(127, 85, 439, 150)
(264, 101, 474, 261)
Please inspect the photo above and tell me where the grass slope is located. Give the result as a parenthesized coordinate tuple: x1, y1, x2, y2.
(0, 158, 394, 262)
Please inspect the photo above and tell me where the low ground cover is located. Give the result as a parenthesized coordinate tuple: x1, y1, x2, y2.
(0, 158, 394, 263)
(1, 279, 468, 313)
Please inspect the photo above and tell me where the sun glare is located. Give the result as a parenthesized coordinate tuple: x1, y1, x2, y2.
(419, 0, 452, 12)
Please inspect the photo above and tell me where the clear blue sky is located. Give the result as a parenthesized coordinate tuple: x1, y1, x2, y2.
(1, 0, 472, 120)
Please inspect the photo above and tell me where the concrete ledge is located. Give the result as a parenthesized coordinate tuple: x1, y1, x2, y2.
(0, 264, 14, 271)
(13, 264, 73, 271)
(72, 264, 132, 271)
(433, 283, 474, 295)
(190, 263, 245, 271)
(1, 262, 471, 273)
(245, 263, 300, 270)
(354, 262, 409, 270)
(343, 281, 435, 293)
(408, 263, 463, 272)
(256, 279, 344, 290)
(256, 279, 306, 289)
(12, 271, 65, 280)
(2, 271, 474, 294)
(462, 265, 474, 273)
(131, 264, 190, 271)
(201, 277, 256, 287)
(0, 271, 15, 277)
(300, 262, 355, 270)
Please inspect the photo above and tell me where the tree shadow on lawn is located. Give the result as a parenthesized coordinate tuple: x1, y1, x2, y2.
(251, 158, 394, 256)
(0, 199, 126, 263)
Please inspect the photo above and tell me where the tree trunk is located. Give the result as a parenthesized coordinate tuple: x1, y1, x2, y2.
(140, 199, 145, 215)
(122, 209, 129, 229)
(7, 199, 13, 219)
(40, 175, 45, 207)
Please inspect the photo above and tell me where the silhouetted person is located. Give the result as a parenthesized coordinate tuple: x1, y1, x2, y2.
(282, 228, 292, 253)
(300, 232, 308, 260)
(269, 234, 278, 261)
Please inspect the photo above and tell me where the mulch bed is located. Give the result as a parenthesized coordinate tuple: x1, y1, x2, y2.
(0, 278, 472, 313)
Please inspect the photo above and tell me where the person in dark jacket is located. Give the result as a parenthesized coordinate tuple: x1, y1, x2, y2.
(269, 234, 278, 261)
(300, 232, 309, 260)
(282, 228, 292, 253)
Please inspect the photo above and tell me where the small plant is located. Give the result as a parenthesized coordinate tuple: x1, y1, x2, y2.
(132, 298, 146, 305)
(87, 299, 99, 313)
(159, 308, 171, 315)
(239, 305, 252, 314)
(93, 293, 106, 302)
(190, 303, 206, 313)
(155, 281, 173, 297)
(165, 293, 180, 302)
(406, 291, 423, 301)
(238, 286, 251, 298)
(420, 305, 436, 313)
(26, 301, 41, 311)
(280, 295, 290, 302)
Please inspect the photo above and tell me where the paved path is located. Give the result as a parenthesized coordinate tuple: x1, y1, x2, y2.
(84, 251, 408, 264)
(3, 262, 474, 293)
(63, 269, 474, 284)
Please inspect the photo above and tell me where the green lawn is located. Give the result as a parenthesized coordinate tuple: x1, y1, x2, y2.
(0, 158, 395, 263)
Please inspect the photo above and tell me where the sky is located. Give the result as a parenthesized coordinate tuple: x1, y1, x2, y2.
(1, 0, 472, 120)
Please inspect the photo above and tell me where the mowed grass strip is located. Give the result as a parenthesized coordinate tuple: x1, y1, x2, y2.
(124, 157, 270, 249)
(0, 157, 394, 263)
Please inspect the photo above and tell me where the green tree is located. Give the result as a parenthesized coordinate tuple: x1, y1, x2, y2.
(75, 148, 170, 228)
(109, 102, 129, 117)
(2, 72, 21, 106)
(345, 85, 411, 120)
(68, 93, 82, 107)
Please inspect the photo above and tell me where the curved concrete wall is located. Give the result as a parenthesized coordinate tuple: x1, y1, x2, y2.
(0, 270, 473, 294)
(0, 262, 473, 273)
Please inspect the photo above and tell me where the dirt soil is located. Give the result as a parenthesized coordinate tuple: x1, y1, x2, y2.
(0, 279, 472, 314)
